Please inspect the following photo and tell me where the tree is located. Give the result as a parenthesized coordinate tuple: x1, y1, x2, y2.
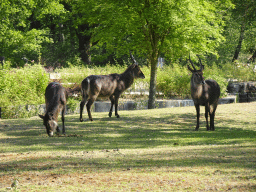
(81, 0, 233, 108)
(231, 0, 256, 62)
(0, 0, 66, 66)
(61, 1, 94, 64)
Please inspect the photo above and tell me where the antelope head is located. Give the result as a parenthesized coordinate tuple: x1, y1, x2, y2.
(187, 55, 205, 85)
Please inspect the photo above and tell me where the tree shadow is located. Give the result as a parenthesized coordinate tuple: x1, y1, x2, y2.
(0, 110, 255, 152)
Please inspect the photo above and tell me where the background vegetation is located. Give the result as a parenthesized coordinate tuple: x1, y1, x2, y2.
(0, 0, 256, 118)
(1, 0, 255, 67)
(1, 62, 255, 119)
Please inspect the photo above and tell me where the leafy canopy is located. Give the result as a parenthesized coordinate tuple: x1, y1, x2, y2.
(83, 0, 233, 60)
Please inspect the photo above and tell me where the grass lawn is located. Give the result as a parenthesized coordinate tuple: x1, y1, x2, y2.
(0, 102, 255, 191)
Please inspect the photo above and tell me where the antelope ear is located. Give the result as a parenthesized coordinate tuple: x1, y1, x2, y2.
(39, 114, 45, 119)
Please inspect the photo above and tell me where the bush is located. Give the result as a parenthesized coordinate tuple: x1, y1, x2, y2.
(0, 65, 49, 118)
(1, 61, 255, 119)
(157, 64, 191, 98)
(221, 62, 256, 82)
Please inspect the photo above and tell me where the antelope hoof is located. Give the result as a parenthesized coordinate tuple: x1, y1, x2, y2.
(90, 118, 93, 121)
(109, 112, 112, 118)
(116, 115, 120, 118)
(195, 127, 199, 131)
(80, 119, 83, 122)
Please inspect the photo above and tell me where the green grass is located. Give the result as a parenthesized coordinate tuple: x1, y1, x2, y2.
(0, 102, 256, 191)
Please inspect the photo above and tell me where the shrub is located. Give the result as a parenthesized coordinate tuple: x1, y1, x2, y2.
(1, 61, 254, 119)
(157, 64, 191, 98)
(0, 65, 49, 118)
(221, 62, 256, 82)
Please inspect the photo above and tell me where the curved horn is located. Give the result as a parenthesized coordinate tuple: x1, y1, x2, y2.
(130, 52, 138, 65)
(196, 55, 204, 71)
(188, 54, 197, 70)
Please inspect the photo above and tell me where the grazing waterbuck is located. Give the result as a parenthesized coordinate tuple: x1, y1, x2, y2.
(80, 54, 145, 122)
(39, 82, 67, 137)
(187, 55, 220, 131)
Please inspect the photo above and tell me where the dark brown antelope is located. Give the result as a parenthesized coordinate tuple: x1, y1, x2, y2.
(39, 82, 67, 137)
(187, 55, 220, 131)
(80, 53, 145, 122)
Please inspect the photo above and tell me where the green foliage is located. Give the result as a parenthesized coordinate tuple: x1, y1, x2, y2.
(0, 65, 49, 118)
(0, 0, 64, 67)
(67, 97, 79, 112)
(87, 0, 233, 59)
(157, 64, 191, 98)
(1, 62, 255, 119)
(222, 62, 256, 82)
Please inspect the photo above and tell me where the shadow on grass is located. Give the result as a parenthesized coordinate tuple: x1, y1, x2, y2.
(0, 143, 255, 174)
(0, 108, 256, 191)
(1, 106, 256, 192)
(0, 110, 255, 152)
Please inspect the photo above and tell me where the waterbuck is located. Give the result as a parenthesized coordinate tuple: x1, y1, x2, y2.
(187, 56, 220, 131)
(80, 54, 145, 122)
(39, 82, 67, 137)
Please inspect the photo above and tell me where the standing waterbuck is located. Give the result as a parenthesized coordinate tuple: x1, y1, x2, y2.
(187, 56, 220, 131)
(39, 82, 67, 136)
(80, 54, 145, 122)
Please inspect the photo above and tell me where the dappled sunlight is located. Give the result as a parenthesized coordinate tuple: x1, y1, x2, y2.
(0, 102, 256, 190)
(1, 144, 255, 190)
(0, 103, 256, 152)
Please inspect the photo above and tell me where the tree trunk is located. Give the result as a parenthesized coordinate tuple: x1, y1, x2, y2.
(76, 24, 91, 64)
(232, 23, 245, 62)
(58, 23, 65, 43)
(248, 49, 256, 63)
(148, 54, 158, 109)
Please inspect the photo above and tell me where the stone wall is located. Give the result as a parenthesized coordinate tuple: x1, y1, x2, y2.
(227, 81, 256, 102)
(52, 97, 236, 116)
(0, 97, 236, 119)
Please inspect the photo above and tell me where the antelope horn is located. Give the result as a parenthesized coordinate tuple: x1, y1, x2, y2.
(188, 54, 197, 70)
(130, 52, 138, 65)
(196, 55, 204, 71)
